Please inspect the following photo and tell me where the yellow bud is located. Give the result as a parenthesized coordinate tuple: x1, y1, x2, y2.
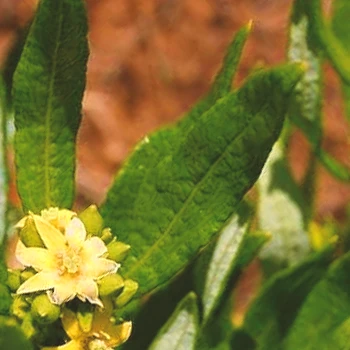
(21, 313, 36, 340)
(19, 217, 44, 247)
(78, 205, 104, 236)
(114, 279, 138, 308)
(107, 239, 131, 262)
(31, 294, 61, 324)
(6, 270, 21, 292)
(98, 274, 124, 297)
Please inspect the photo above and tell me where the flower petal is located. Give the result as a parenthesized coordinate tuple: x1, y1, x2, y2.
(17, 271, 57, 294)
(42, 340, 82, 350)
(82, 258, 119, 279)
(57, 209, 76, 231)
(82, 236, 107, 258)
(32, 214, 66, 251)
(76, 279, 103, 307)
(48, 277, 77, 305)
(106, 321, 133, 347)
(61, 308, 82, 340)
(65, 217, 86, 249)
(15, 240, 56, 271)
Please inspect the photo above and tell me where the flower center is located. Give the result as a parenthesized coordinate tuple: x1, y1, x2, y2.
(58, 248, 81, 274)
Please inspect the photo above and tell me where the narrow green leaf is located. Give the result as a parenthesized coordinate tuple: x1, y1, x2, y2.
(13, 0, 88, 213)
(288, 0, 350, 182)
(102, 24, 251, 229)
(305, 0, 350, 84)
(285, 251, 350, 349)
(106, 64, 303, 302)
(0, 317, 33, 350)
(194, 204, 268, 324)
(258, 141, 310, 271)
(243, 244, 335, 350)
(149, 292, 199, 350)
(332, 0, 350, 121)
(194, 207, 250, 322)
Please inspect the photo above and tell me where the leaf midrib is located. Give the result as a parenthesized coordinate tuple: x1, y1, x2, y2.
(126, 106, 267, 281)
(44, 3, 64, 207)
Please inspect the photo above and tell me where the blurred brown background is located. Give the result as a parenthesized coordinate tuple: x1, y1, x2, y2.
(0, 0, 349, 220)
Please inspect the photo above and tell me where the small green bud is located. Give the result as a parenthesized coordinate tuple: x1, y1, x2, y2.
(114, 279, 138, 308)
(21, 313, 36, 340)
(11, 296, 29, 320)
(101, 228, 113, 243)
(20, 269, 36, 282)
(98, 274, 124, 297)
(7, 270, 21, 292)
(31, 294, 61, 324)
(77, 303, 94, 333)
(78, 205, 104, 236)
(107, 239, 131, 262)
(20, 217, 44, 247)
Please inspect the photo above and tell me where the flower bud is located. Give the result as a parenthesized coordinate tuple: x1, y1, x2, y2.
(21, 313, 36, 340)
(107, 240, 131, 263)
(6, 269, 21, 292)
(114, 279, 138, 308)
(78, 205, 104, 236)
(77, 303, 94, 333)
(101, 228, 113, 244)
(31, 294, 61, 324)
(11, 295, 29, 320)
(20, 269, 36, 282)
(20, 217, 44, 247)
(98, 274, 124, 297)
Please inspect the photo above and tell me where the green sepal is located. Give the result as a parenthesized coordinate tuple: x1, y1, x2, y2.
(19, 217, 44, 248)
(107, 239, 131, 263)
(77, 303, 94, 333)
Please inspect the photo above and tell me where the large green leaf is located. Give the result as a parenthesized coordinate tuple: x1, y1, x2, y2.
(243, 244, 335, 350)
(332, 0, 350, 121)
(284, 251, 350, 349)
(0, 317, 33, 350)
(258, 141, 310, 272)
(13, 0, 88, 213)
(102, 23, 251, 229)
(105, 64, 302, 301)
(149, 292, 199, 350)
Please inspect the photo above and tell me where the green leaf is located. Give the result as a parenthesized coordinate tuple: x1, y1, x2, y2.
(194, 204, 268, 324)
(13, 0, 88, 213)
(284, 251, 350, 349)
(287, 0, 350, 182)
(258, 141, 310, 272)
(231, 329, 256, 350)
(332, 0, 350, 121)
(0, 317, 33, 350)
(102, 23, 251, 230)
(104, 64, 303, 303)
(149, 292, 199, 350)
(194, 206, 250, 322)
(305, 0, 350, 84)
(0, 77, 8, 241)
(243, 244, 335, 350)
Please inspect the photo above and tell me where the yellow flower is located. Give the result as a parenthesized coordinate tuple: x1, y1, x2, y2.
(42, 299, 132, 350)
(16, 212, 119, 307)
